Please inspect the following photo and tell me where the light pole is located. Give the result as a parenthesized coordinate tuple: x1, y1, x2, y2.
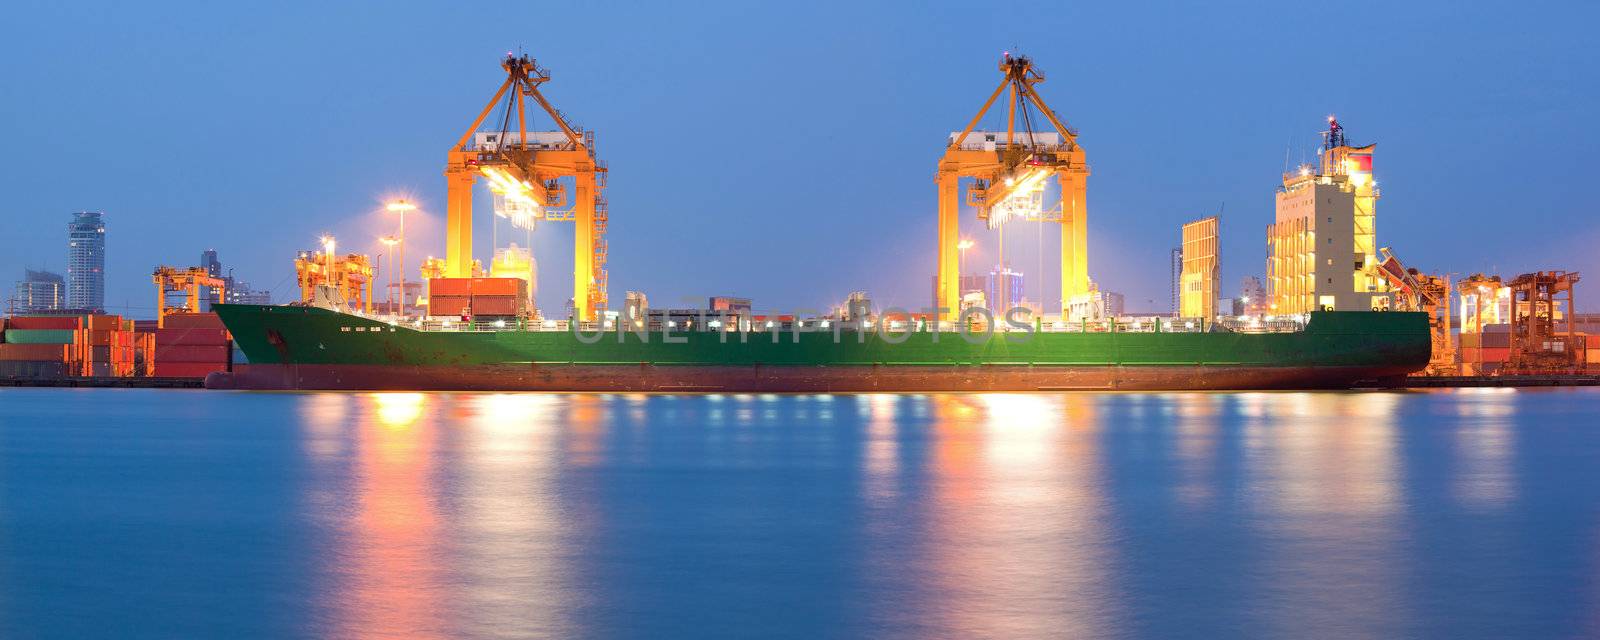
(321, 236, 336, 275)
(957, 238, 975, 272)
(380, 236, 399, 311)
(386, 200, 416, 313)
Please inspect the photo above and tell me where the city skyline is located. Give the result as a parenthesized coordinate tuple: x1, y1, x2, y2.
(2, 2, 1596, 315)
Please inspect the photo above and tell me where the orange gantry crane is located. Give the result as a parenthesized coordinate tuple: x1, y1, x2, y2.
(1507, 270, 1582, 372)
(294, 249, 374, 313)
(153, 266, 226, 328)
(936, 54, 1089, 321)
(445, 54, 608, 321)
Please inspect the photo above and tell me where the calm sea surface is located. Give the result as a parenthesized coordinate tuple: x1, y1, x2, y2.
(1, 388, 1598, 638)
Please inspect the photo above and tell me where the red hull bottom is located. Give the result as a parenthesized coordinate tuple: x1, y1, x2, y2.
(207, 363, 1413, 392)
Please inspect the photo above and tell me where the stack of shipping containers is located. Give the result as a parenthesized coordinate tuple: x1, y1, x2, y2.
(1458, 326, 1510, 375)
(152, 313, 232, 378)
(0, 314, 159, 379)
(78, 314, 138, 377)
(427, 277, 529, 319)
(0, 316, 79, 378)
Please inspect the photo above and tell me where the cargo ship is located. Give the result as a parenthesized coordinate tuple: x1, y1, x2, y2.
(205, 304, 1430, 391)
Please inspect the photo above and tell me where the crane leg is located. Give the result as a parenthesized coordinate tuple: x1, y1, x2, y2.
(1059, 172, 1089, 314)
(445, 170, 476, 278)
(936, 173, 960, 322)
(573, 173, 596, 322)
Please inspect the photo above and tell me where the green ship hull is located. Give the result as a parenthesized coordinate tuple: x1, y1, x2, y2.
(206, 304, 1431, 391)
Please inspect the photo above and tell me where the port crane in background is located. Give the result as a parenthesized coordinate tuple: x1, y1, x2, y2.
(936, 54, 1090, 321)
(294, 245, 374, 313)
(1376, 248, 1455, 375)
(445, 54, 608, 321)
(1507, 270, 1582, 373)
(152, 266, 227, 328)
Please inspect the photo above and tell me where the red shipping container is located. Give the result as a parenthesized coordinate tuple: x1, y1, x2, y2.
(162, 313, 225, 330)
(155, 328, 230, 346)
(428, 295, 472, 317)
(0, 344, 71, 361)
(133, 320, 160, 333)
(470, 278, 524, 296)
(1482, 332, 1511, 349)
(155, 362, 228, 378)
(1460, 347, 1480, 363)
(86, 315, 123, 331)
(470, 296, 523, 316)
(1482, 347, 1510, 362)
(1588, 334, 1600, 349)
(155, 345, 230, 362)
(429, 278, 473, 296)
(7, 316, 82, 330)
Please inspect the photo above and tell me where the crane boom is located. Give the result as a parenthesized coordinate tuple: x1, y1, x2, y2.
(444, 54, 609, 321)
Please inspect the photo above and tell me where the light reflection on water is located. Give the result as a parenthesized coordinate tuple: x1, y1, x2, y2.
(3, 388, 1600, 638)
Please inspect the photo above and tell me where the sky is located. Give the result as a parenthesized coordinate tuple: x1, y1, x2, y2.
(2, 0, 1596, 316)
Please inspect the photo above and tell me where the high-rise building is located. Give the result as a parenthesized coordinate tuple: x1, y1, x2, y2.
(1180, 216, 1219, 320)
(224, 280, 273, 305)
(67, 211, 106, 312)
(987, 265, 1024, 312)
(199, 249, 223, 311)
(1267, 118, 1390, 314)
(11, 269, 66, 314)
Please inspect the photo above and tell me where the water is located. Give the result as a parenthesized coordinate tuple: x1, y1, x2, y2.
(1, 388, 1598, 638)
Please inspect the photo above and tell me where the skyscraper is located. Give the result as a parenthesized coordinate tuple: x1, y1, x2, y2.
(987, 265, 1024, 312)
(200, 249, 222, 311)
(67, 211, 106, 312)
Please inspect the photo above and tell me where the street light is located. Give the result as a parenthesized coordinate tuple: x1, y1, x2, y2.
(321, 235, 336, 275)
(379, 236, 399, 310)
(957, 238, 975, 274)
(386, 199, 417, 314)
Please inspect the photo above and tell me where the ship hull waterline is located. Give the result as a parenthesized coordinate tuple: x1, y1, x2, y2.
(207, 362, 1415, 392)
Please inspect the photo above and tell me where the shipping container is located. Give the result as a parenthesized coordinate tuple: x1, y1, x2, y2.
(6, 316, 82, 330)
(1482, 332, 1511, 349)
(1482, 347, 1510, 362)
(4, 329, 76, 344)
(86, 315, 123, 331)
(154, 362, 228, 378)
(155, 328, 231, 346)
(162, 313, 226, 330)
(1458, 333, 1481, 349)
(469, 296, 524, 317)
(428, 295, 472, 317)
(0, 361, 71, 378)
(428, 278, 473, 296)
(155, 345, 231, 362)
(1460, 347, 1480, 363)
(469, 278, 525, 297)
(427, 277, 526, 298)
(1588, 349, 1600, 365)
(0, 343, 71, 361)
(133, 320, 160, 333)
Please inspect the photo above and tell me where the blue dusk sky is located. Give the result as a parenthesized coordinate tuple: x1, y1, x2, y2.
(1, 1, 1595, 315)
